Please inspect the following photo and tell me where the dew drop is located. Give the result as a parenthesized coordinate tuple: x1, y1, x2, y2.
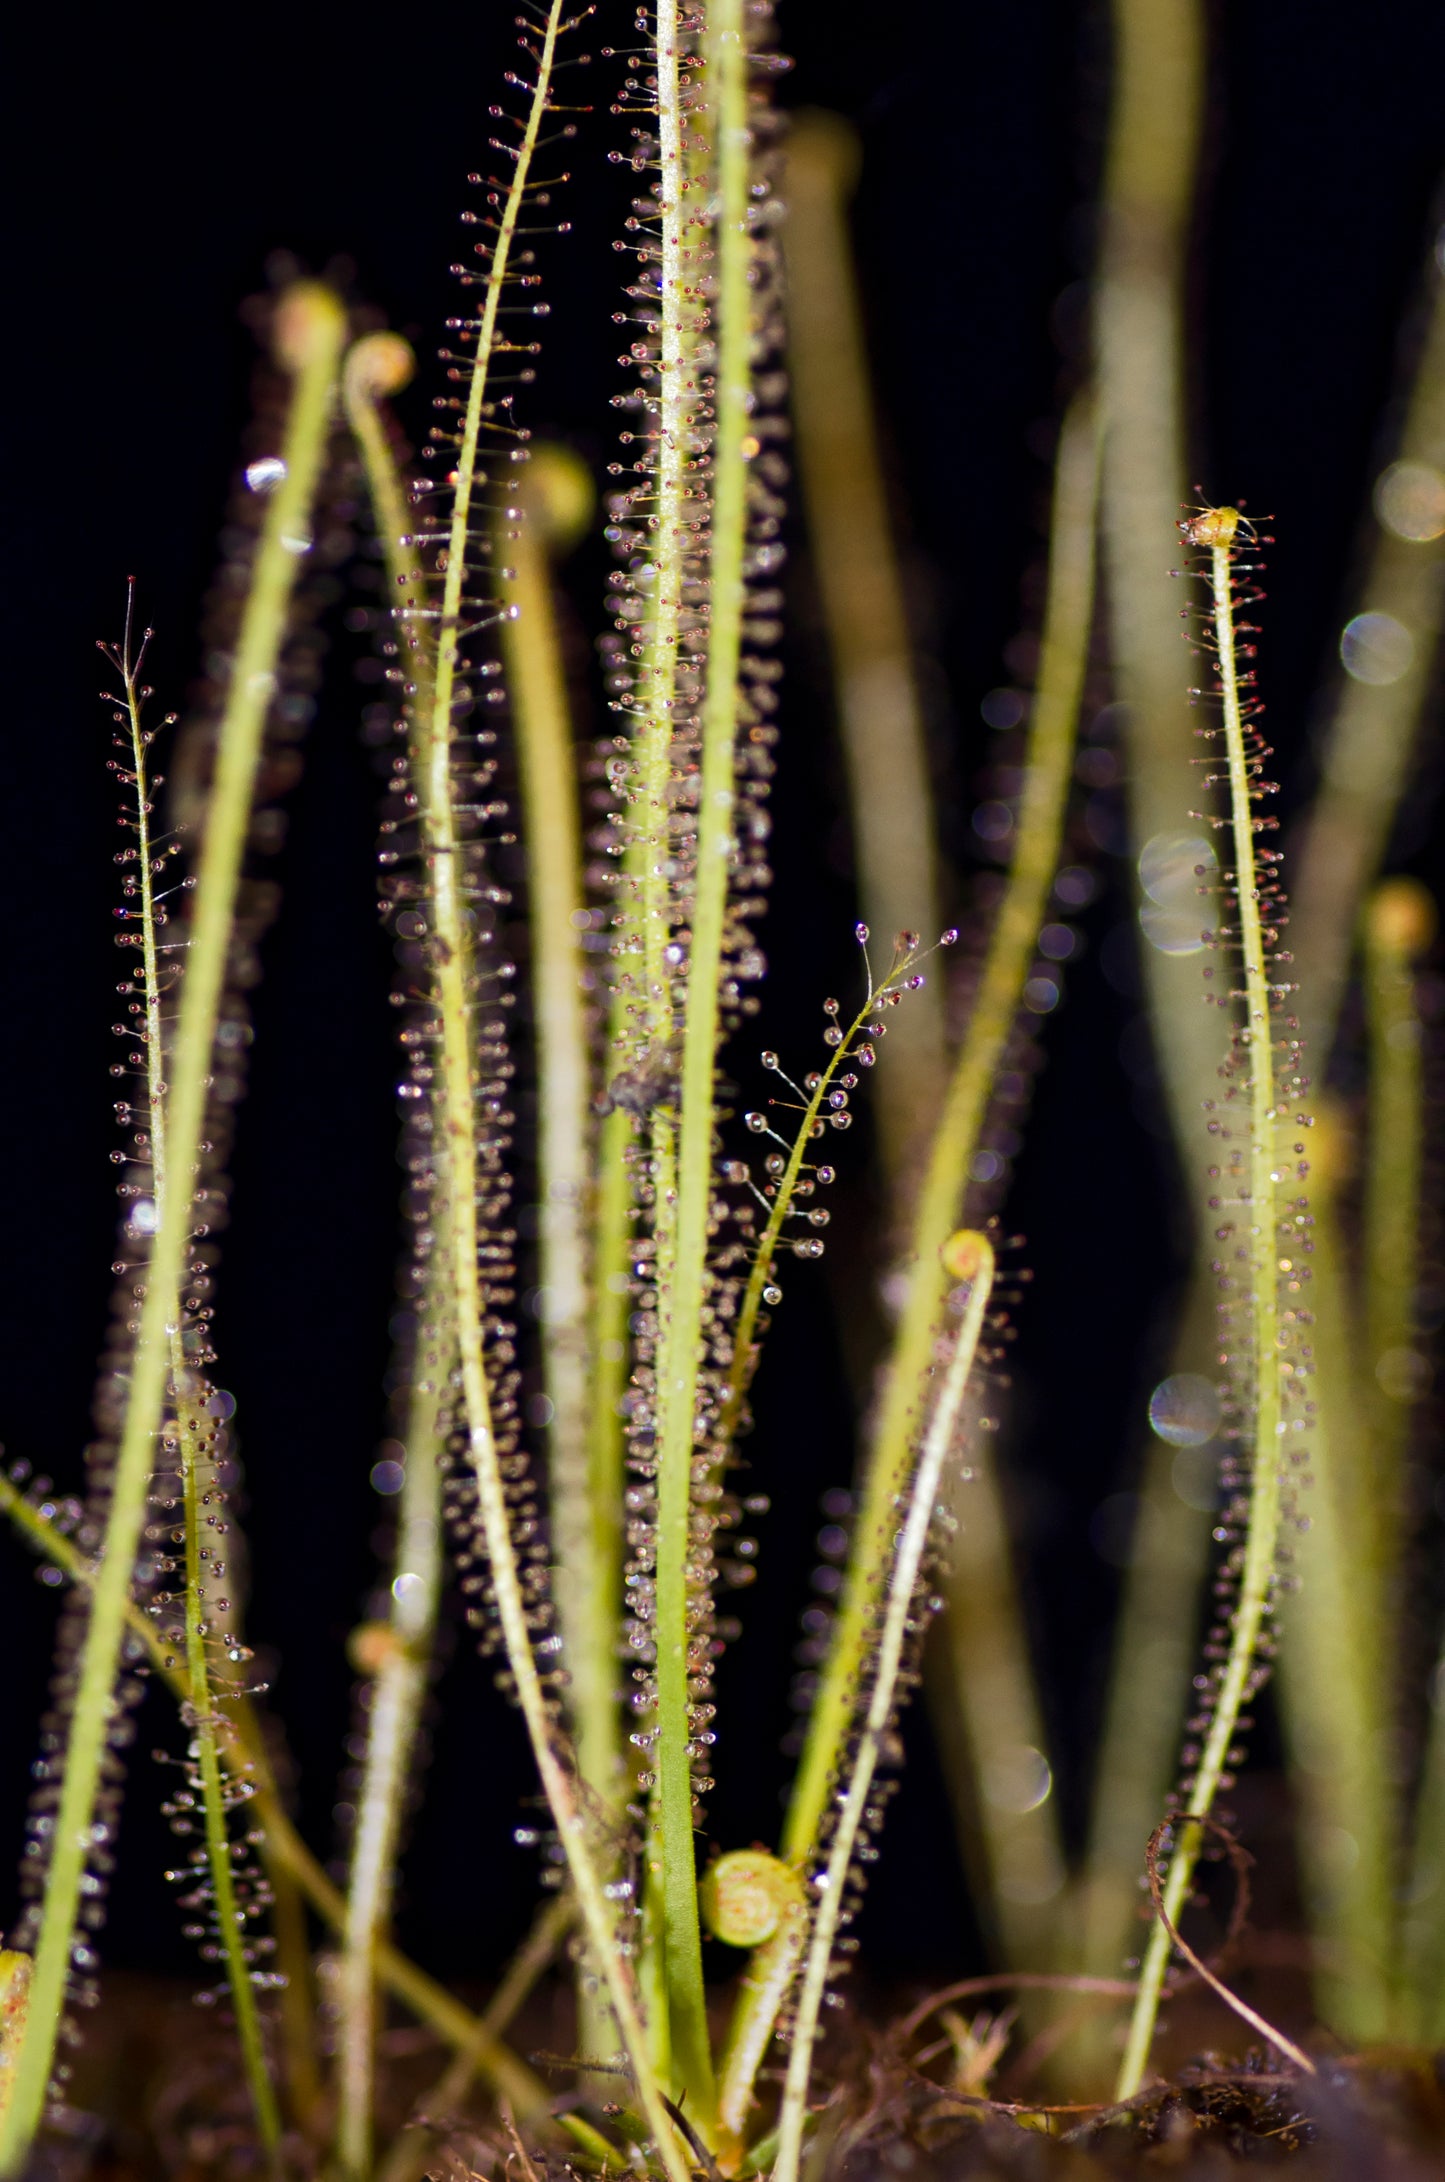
(980, 687, 1027, 731)
(762, 1284, 783, 1306)
(1374, 460, 1445, 543)
(1341, 611, 1414, 687)
(245, 457, 287, 494)
(1055, 864, 1095, 908)
(1138, 829, 1217, 906)
(1148, 1372, 1221, 1447)
(981, 1743, 1052, 1814)
(972, 800, 1013, 845)
(1139, 905, 1208, 956)
(1377, 1346, 1430, 1402)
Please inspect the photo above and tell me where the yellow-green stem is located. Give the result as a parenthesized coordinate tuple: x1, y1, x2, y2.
(710, 400, 1095, 2144)
(713, 1880, 807, 2165)
(1362, 881, 1434, 1562)
(500, 461, 623, 1839)
(0, 285, 344, 2175)
(584, 1100, 634, 1737)
(645, 0, 749, 2113)
(337, 1265, 449, 2178)
(1276, 1183, 1394, 2042)
(374, 1891, 576, 2182)
(1096, 0, 1219, 1171)
(415, 14, 685, 2167)
(1116, 527, 1288, 2098)
(631, 0, 692, 1043)
(782, 109, 946, 1190)
(718, 977, 914, 1457)
(1362, 880, 1440, 2035)
(781, 394, 1098, 1872)
(342, 332, 453, 2173)
(630, 22, 698, 2056)
(113, 613, 282, 2149)
(499, 452, 624, 2071)
(931, 1443, 1067, 1974)
(0, 1475, 612, 2155)
(1291, 260, 1445, 1066)
(773, 1237, 996, 2182)
(1076, 1271, 1215, 2008)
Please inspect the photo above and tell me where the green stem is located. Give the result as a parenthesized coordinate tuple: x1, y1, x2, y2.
(337, 1259, 449, 2179)
(341, 330, 451, 2174)
(500, 460, 624, 1840)
(415, 13, 686, 2167)
(0, 1475, 611, 2154)
(718, 980, 913, 1455)
(429, 751, 681, 2170)
(112, 607, 282, 2149)
(1276, 1186, 1394, 2042)
(930, 1447, 1067, 1972)
(1116, 521, 1292, 2098)
(1404, 1676, 1445, 2043)
(1075, 1270, 1215, 2005)
(631, 0, 692, 1044)
(1095, 0, 1219, 1173)
(627, 37, 702, 2060)
(782, 109, 946, 1190)
(713, 1879, 807, 2163)
(781, 393, 1098, 1872)
(1362, 882, 1433, 1557)
(374, 1891, 576, 2182)
(773, 1236, 996, 2182)
(0, 284, 344, 2176)
(645, 0, 750, 2114)
(584, 1100, 634, 1728)
(500, 453, 626, 2072)
(1290, 253, 1445, 1068)
(1358, 881, 1440, 2035)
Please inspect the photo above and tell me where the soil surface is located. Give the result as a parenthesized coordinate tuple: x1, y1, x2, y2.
(23, 1979, 1445, 2179)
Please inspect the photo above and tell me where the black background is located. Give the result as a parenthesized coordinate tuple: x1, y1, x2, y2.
(0, 0, 1442, 1995)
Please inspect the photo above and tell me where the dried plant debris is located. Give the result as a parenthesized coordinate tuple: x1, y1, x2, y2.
(819, 2051, 1445, 2177)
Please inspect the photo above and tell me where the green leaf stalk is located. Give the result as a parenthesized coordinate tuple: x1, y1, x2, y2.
(1117, 508, 1312, 2096)
(0, 283, 345, 2175)
(773, 1233, 997, 2182)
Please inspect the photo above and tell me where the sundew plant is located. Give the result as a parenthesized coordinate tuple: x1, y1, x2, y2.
(1, 0, 1445, 2176)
